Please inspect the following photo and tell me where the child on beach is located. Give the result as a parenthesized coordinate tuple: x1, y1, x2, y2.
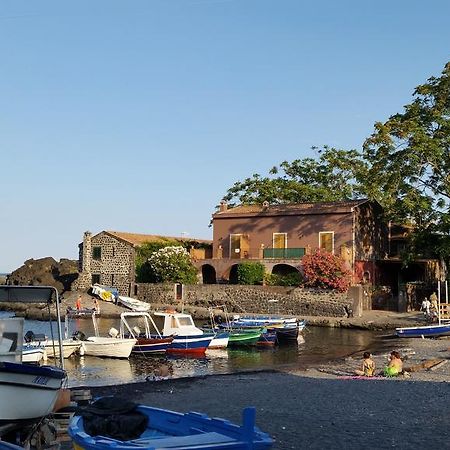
(383, 351, 403, 377)
(355, 351, 375, 377)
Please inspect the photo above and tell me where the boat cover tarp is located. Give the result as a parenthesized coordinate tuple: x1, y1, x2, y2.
(0, 286, 55, 304)
(77, 397, 147, 441)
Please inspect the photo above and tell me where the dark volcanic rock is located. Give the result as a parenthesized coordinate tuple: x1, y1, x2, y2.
(8, 257, 79, 293)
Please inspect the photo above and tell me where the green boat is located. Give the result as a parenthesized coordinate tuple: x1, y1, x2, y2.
(228, 329, 263, 347)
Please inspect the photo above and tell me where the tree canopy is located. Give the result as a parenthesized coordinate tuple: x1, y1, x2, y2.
(221, 61, 450, 261)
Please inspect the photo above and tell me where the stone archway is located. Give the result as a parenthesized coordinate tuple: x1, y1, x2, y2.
(228, 264, 240, 284)
(201, 264, 217, 284)
(272, 264, 300, 276)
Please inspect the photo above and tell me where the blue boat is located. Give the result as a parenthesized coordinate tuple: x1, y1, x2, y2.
(68, 403, 273, 450)
(395, 323, 450, 338)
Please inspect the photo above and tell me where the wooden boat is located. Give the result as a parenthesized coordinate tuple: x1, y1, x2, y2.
(118, 296, 150, 312)
(228, 329, 263, 347)
(119, 312, 173, 354)
(0, 286, 67, 423)
(257, 330, 277, 347)
(395, 323, 450, 338)
(153, 311, 214, 355)
(68, 401, 273, 450)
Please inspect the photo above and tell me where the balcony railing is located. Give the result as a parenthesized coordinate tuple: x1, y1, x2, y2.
(263, 248, 305, 259)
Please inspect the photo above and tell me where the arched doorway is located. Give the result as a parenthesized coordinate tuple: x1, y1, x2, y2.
(272, 264, 299, 276)
(229, 264, 240, 284)
(201, 264, 217, 284)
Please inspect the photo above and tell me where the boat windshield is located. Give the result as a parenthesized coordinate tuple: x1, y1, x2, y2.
(178, 317, 194, 327)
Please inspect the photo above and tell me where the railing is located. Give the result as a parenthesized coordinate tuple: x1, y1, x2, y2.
(263, 248, 305, 259)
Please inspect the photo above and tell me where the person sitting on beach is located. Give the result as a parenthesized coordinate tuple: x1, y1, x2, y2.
(355, 351, 375, 377)
(383, 351, 403, 377)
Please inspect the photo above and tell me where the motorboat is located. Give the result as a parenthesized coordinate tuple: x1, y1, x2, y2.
(24, 329, 82, 359)
(0, 286, 67, 423)
(119, 312, 173, 354)
(72, 311, 136, 358)
(153, 310, 214, 354)
(68, 398, 273, 450)
(22, 344, 46, 364)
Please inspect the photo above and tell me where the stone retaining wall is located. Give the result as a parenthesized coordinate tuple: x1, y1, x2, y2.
(133, 283, 352, 317)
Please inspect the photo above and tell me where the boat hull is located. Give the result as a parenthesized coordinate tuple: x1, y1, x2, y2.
(395, 324, 450, 338)
(22, 345, 46, 364)
(132, 337, 174, 354)
(228, 330, 262, 347)
(0, 362, 66, 421)
(68, 403, 273, 450)
(82, 337, 136, 358)
(167, 334, 214, 354)
(44, 339, 81, 358)
(208, 331, 230, 349)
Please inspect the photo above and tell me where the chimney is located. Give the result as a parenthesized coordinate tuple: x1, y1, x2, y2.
(219, 200, 228, 212)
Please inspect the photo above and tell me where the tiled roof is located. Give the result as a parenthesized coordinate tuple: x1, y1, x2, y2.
(102, 231, 212, 247)
(213, 199, 370, 217)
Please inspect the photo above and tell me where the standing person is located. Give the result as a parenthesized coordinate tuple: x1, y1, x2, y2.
(75, 294, 82, 311)
(355, 352, 376, 377)
(421, 297, 431, 319)
(383, 351, 403, 377)
(94, 298, 100, 314)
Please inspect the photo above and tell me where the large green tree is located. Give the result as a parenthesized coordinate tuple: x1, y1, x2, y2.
(222, 146, 366, 207)
(363, 62, 450, 259)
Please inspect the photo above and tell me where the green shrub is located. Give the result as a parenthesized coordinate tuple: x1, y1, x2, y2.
(237, 262, 265, 285)
(264, 271, 302, 286)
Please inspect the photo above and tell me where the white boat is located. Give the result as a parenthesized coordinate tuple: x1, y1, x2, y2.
(118, 295, 151, 312)
(0, 286, 67, 423)
(81, 336, 136, 358)
(72, 311, 136, 358)
(44, 339, 82, 358)
(22, 344, 46, 364)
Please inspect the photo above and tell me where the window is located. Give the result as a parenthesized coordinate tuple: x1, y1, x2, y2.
(273, 233, 287, 249)
(230, 234, 242, 259)
(92, 274, 101, 285)
(319, 232, 334, 253)
(92, 246, 102, 260)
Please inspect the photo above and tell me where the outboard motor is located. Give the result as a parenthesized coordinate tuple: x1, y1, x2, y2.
(24, 330, 35, 343)
(73, 330, 86, 341)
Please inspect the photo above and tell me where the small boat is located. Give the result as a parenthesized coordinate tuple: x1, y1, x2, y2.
(228, 329, 263, 347)
(68, 399, 273, 450)
(66, 306, 98, 317)
(257, 330, 277, 347)
(22, 344, 46, 364)
(70, 311, 136, 358)
(91, 284, 119, 302)
(119, 312, 173, 354)
(0, 286, 67, 423)
(153, 310, 214, 355)
(395, 323, 450, 338)
(118, 296, 150, 312)
(25, 330, 82, 359)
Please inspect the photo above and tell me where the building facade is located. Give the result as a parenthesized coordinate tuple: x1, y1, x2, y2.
(75, 231, 212, 295)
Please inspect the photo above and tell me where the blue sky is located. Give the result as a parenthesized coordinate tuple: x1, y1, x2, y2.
(1, 0, 449, 272)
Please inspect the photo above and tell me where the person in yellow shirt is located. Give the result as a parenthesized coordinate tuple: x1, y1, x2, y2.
(355, 352, 375, 377)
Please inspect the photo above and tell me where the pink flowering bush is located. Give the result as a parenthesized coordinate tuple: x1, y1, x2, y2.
(301, 250, 351, 292)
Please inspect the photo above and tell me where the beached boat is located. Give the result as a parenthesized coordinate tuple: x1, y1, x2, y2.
(119, 312, 173, 354)
(153, 310, 214, 354)
(118, 296, 150, 312)
(395, 323, 450, 338)
(91, 284, 119, 302)
(0, 286, 67, 423)
(68, 399, 273, 450)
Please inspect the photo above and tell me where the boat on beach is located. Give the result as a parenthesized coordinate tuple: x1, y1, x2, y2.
(0, 286, 67, 423)
(118, 296, 151, 312)
(395, 323, 450, 338)
(68, 399, 273, 450)
(119, 312, 173, 354)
